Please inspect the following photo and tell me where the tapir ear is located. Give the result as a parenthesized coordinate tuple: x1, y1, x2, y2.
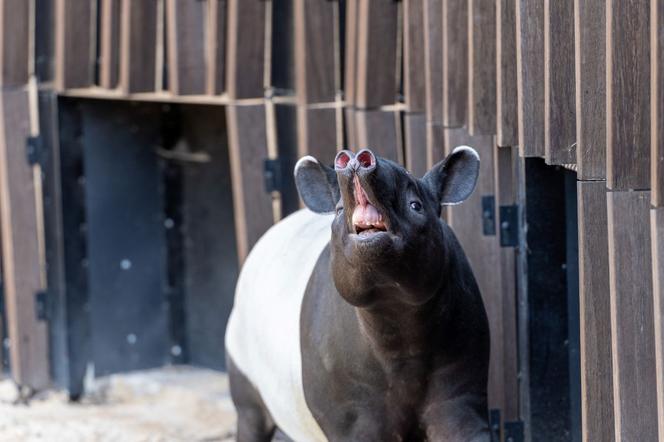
(423, 146, 480, 205)
(294, 156, 340, 213)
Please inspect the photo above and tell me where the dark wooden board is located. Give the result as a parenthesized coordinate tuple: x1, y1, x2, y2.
(354, 109, 400, 162)
(100, 0, 121, 89)
(271, 0, 295, 93)
(298, 107, 338, 161)
(226, 105, 274, 262)
(119, 0, 158, 93)
(0, 0, 29, 87)
(206, 0, 226, 95)
(653, 0, 664, 205)
(35, 0, 56, 83)
(606, 1, 650, 190)
(0, 90, 49, 389)
(515, 0, 545, 157)
(344, 107, 358, 151)
(226, 0, 265, 99)
(55, 0, 94, 90)
(403, 0, 426, 113)
(468, 0, 497, 136)
(295, 0, 336, 104)
(354, 0, 398, 109)
(344, 0, 359, 107)
(426, 122, 445, 168)
(496, 0, 518, 147)
(607, 190, 658, 441)
(651, 207, 664, 435)
(577, 180, 615, 442)
(424, 0, 443, 123)
(404, 113, 428, 177)
(442, 0, 467, 128)
(166, 0, 207, 95)
(574, 0, 606, 180)
(544, 0, 576, 165)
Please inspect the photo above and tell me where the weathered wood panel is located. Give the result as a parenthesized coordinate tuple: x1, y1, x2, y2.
(468, 0, 497, 136)
(100, 0, 121, 89)
(206, 0, 226, 95)
(355, 0, 398, 109)
(0, 90, 49, 389)
(0, 0, 29, 87)
(577, 180, 614, 442)
(426, 123, 445, 169)
(442, 0, 467, 128)
(55, 0, 94, 90)
(354, 110, 399, 162)
(344, 0, 359, 107)
(515, 0, 545, 157)
(651, 207, 664, 439)
(544, 0, 576, 165)
(496, 0, 518, 147)
(403, 0, 426, 113)
(119, 0, 158, 93)
(607, 190, 658, 441)
(226, 105, 273, 263)
(574, 0, 606, 180)
(653, 0, 664, 205)
(226, 0, 266, 99)
(424, 0, 443, 124)
(404, 113, 428, 177)
(297, 107, 338, 161)
(166, 0, 206, 95)
(606, 1, 650, 190)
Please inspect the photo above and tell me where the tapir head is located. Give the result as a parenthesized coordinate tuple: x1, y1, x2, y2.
(294, 147, 479, 306)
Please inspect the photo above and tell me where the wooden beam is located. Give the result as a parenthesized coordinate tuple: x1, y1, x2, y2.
(607, 190, 658, 441)
(424, 0, 443, 124)
(119, 0, 158, 93)
(354, 109, 400, 162)
(442, 0, 467, 128)
(496, 0, 518, 147)
(574, 0, 606, 180)
(226, 0, 266, 99)
(468, 0, 497, 136)
(404, 113, 428, 177)
(653, 0, 664, 205)
(651, 207, 664, 440)
(544, 0, 576, 165)
(515, 0, 545, 157)
(166, 0, 207, 95)
(100, 0, 121, 89)
(403, 0, 426, 113)
(0, 0, 29, 87)
(206, 0, 226, 96)
(55, 0, 94, 90)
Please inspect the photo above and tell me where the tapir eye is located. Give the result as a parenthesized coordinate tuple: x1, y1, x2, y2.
(409, 201, 422, 212)
(336, 206, 343, 215)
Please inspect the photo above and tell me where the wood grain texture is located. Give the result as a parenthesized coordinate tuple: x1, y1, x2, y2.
(226, 0, 266, 99)
(0, 90, 49, 389)
(55, 0, 94, 90)
(607, 190, 658, 441)
(297, 107, 338, 161)
(206, 0, 226, 95)
(468, 0, 497, 136)
(515, 0, 545, 157)
(424, 0, 443, 123)
(295, 0, 336, 104)
(653, 0, 664, 205)
(166, 0, 207, 95)
(606, 0, 650, 190)
(426, 122, 445, 168)
(0, 0, 29, 87)
(442, 0, 467, 127)
(577, 180, 615, 442)
(574, 0, 606, 180)
(544, 0, 576, 165)
(650, 207, 664, 439)
(354, 110, 399, 162)
(119, 0, 158, 93)
(355, 0, 398, 109)
(344, 0, 359, 107)
(226, 105, 274, 263)
(404, 113, 428, 177)
(496, 0, 518, 147)
(100, 0, 121, 89)
(403, 0, 426, 112)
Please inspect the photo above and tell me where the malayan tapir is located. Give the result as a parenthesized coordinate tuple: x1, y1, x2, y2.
(225, 147, 490, 441)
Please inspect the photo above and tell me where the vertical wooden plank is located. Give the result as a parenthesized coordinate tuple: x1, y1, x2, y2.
(404, 113, 428, 177)
(344, 0, 359, 107)
(295, 0, 336, 104)
(55, 0, 94, 90)
(574, 0, 606, 180)
(355, 0, 398, 108)
(515, 0, 545, 157)
(119, 0, 158, 93)
(468, 0, 497, 136)
(403, 0, 426, 113)
(496, 0, 518, 147)
(166, 0, 206, 95)
(442, 0, 467, 128)
(35, 0, 56, 83)
(0, 90, 49, 389)
(206, 0, 226, 95)
(607, 190, 658, 441)
(544, 0, 576, 165)
(653, 0, 664, 205)
(355, 110, 399, 162)
(227, 0, 266, 99)
(0, 0, 29, 87)
(226, 105, 273, 263)
(606, 1, 650, 190)
(426, 123, 445, 169)
(297, 107, 338, 161)
(651, 207, 664, 440)
(577, 181, 614, 442)
(100, 0, 121, 89)
(423, 0, 443, 124)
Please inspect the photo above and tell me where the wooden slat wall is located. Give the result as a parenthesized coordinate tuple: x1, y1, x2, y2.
(206, 0, 226, 96)
(119, 0, 158, 93)
(0, 0, 29, 87)
(166, 0, 207, 96)
(55, 0, 94, 90)
(467, 0, 496, 136)
(496, 0, 518, 147)
(226, 0, 265, 99)
(100, 0, 121, 89)
(442, 0, 467, 128)
(403, 0, 426, 114)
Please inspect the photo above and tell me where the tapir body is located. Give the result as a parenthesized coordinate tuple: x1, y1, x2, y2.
(226, 148, 490, 441)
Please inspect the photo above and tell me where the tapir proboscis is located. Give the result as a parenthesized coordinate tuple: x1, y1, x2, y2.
(225, 147, 490, 441)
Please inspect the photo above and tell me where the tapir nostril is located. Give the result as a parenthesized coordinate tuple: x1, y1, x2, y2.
(335, 150, 353, 170)
(356, 150, 375, 169)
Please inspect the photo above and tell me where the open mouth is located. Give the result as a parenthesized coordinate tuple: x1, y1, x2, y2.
(352, 176, 388, 237)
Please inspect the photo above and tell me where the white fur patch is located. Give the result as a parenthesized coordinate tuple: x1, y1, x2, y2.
(225, 209, 333, 442)
(452, 145, 481, 161)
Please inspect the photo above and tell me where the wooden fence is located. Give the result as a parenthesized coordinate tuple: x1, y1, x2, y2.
(0, 0, 661, 440)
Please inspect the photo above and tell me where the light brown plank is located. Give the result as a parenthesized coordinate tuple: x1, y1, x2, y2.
(100, 0, 121, 89)
(468, 0, 497, 136)
(166, 0, 207, 95)
(496, 0, 518, 147)
(119, 0, 158, 93)
(607, 190, 658, 441)
(515, 0, 545, 157)
(206, 0, 226, 95)
(404, 0, 426, 113)
(0, 0, 29, 87)
(574, 0, 606, 180)
(544, 0, 576, 165)
(442, 0, 467, 128)
(404, 113, 428, 177)
(651, 207, 664, 440)
(226, 0, 266, 99)
(354, 110, 400, 162)
(578, 180, 614, 442)
(424, 0, 443, 124)
(606, 1, 650, 190)
(653, 0, 664, 205)
(344, 0, 359, 107)
(55, 0, 94, 90)
(0, 90, 49, 389)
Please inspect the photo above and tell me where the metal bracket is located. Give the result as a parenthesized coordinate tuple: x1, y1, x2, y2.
(263, 158, 283, 193)
(503, 421, 524, 442)
(26, 135, 45, 166)
(489, 409, 501, 442)
(482, 196, 496, 236)
(500, 205, 519, 247)
(34, 290, 50, 321)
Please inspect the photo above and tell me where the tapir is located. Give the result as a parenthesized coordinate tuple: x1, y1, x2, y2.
(225, 147, 490, 441)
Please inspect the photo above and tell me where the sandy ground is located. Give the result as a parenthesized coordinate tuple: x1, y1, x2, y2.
(0, 366, 238, 442)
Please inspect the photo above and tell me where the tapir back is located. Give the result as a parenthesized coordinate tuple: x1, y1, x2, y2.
(225, 209, 333, 441)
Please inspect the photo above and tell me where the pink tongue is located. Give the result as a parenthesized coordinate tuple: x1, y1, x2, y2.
(352, 203, 382, 228)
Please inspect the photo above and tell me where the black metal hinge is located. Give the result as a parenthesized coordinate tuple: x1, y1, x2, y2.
(26, 135, 45, 166)
(482, 196, 496, 236)
(264, 158, 283, 194)
(503, 421, 524, 442)
(34, 290, 50, 321)
(500, 205, 519, 247)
